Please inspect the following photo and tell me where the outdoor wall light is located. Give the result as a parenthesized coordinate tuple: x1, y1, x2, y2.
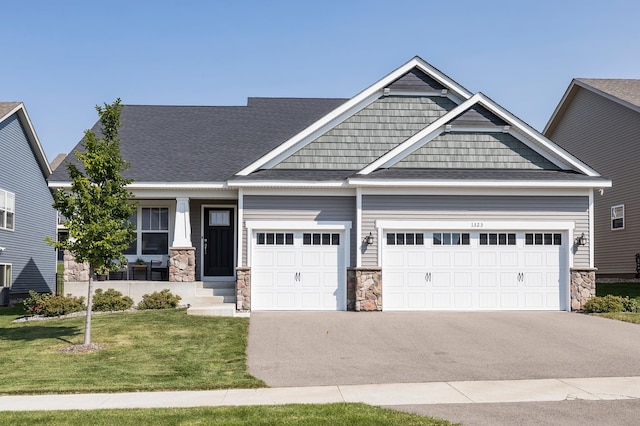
(575, 233, 586, 246)
(0, 246, 5, 253)
(365, 232, 374, 245)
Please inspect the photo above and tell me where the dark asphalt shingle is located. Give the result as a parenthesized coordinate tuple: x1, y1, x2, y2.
(49, 98, 347, 182)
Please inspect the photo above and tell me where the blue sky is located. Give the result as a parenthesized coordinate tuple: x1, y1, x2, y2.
(3, 0, 640, 161)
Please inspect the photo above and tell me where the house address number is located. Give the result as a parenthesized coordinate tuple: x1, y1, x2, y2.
(471, 222, 484, 228)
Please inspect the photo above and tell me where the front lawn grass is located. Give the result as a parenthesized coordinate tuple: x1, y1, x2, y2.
(0, 306, 265, 394)
(594, 312, 640, 324)
(0, 404, 457, 426)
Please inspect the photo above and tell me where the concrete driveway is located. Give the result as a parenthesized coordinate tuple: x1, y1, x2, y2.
(248, 311, 640, 387)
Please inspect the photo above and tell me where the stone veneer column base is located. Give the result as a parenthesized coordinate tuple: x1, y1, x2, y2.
(169, 247, 196, 282)
(348, 267, 382, 311)
(570, 267, 597, 311)
(236, 267, 251, 311)
(63, 250, 90, 282)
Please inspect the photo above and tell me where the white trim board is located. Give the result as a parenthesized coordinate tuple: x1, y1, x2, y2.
(236, 56, 473, 176)
(375, 220, 576, 231)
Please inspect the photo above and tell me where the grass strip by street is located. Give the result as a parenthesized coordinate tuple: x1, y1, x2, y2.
(0, 306, 265, 394)
(595, 312, 640, 324)
(0, 404, 457, 426)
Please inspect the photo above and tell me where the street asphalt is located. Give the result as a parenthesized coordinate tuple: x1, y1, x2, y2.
(248, 311, 640, 387)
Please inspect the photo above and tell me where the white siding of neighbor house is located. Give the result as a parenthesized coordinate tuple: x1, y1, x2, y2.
(360, 195, 590, 268)
(546, 87, 640, 275)
(242, 195, 356, 267)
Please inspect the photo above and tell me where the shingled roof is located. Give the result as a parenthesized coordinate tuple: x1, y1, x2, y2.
(0, 102, 21, 120)
(49, 97, 347, 183)
(575, 78, 640, 110)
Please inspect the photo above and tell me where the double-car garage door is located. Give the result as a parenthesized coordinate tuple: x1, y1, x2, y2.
(249, 226, 567, 311)
(383, 230, 566, 311)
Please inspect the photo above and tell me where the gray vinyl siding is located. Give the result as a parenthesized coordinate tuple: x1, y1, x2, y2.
(361, 195, 590, 267)
(0, 114, 56, 294)
(189, 199, 237, 280)
(274, 96, 456, 169)
(242, 196, 356, 266)
(546, 87, 640, 275)
(394, 132, 560, 169)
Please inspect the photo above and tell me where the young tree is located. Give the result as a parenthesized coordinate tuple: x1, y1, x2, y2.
(48, 98, 136, 346)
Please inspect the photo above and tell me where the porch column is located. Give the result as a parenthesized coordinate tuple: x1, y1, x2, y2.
(169, 197, 195, 282)
(172, 197, 192, 247)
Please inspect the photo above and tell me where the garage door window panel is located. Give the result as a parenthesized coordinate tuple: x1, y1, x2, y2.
(525, 233, 562, 246)
(386, 233, 424, 245)
(479, 233, 516, 246)
(303, 233, 339, 245)
(433, 233, 469, 245)
(257, 232, 294, 245)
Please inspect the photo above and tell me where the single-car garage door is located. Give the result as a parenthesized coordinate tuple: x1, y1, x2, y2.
(252, 231, 346, 310)
(383, 230, 566, 311)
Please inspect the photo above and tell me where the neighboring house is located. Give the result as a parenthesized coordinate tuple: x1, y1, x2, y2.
(49, 57, 611, 312)
(544, 79, 640, 278)
(0, 102, 56, 301)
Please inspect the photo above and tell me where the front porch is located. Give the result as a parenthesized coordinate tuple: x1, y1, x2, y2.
(62, 280, 238, 316)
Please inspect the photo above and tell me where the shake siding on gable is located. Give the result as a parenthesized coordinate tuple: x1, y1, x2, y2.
(360, 195, 590, 268)
(0, 114, 55, 293)
(241, 196, 356, 267)
(393, 132, 560, 169)
(546, 88, 640, 274)
(274, 96, 456, 169)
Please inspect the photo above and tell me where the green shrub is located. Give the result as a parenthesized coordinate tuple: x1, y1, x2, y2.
(138, 289, 182, 310)
(22, 290, 52, 315)
(23, 291, 86, 317)
(621, 296, 639, 313)
(92, 288, 134, 312)
(583, 295, 625, 313)
(41, 294, 86, 316)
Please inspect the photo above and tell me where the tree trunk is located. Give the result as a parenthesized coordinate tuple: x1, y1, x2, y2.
(84, 266, 94, 346)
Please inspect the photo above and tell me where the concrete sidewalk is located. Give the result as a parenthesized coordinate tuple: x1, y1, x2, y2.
(2, 376, 640, 411)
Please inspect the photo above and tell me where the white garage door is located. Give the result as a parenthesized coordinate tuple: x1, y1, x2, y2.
(383, 230, 566, 311)
(252, 231, 346, 310)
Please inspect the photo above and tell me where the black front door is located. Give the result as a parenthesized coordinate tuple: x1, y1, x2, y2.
(203, 208, 234, 276)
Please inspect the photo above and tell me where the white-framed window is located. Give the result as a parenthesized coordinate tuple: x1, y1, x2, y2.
(0, 189, 15, 231)
(124, 206, 170, 255)
(611, 205, 625, 230)
(0, 264, 11, 287)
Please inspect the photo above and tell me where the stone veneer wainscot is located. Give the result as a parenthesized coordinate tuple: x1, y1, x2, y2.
(570, 267, 596, 311)
(236, 267, 251, 311)
(169, 247, 195, 282)
(348, 267, 382, 311)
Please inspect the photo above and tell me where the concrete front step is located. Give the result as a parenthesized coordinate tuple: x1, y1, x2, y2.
(187, 303, 247, 317)
(195, 281, 236, 303)
(190, 295, 227, 304)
